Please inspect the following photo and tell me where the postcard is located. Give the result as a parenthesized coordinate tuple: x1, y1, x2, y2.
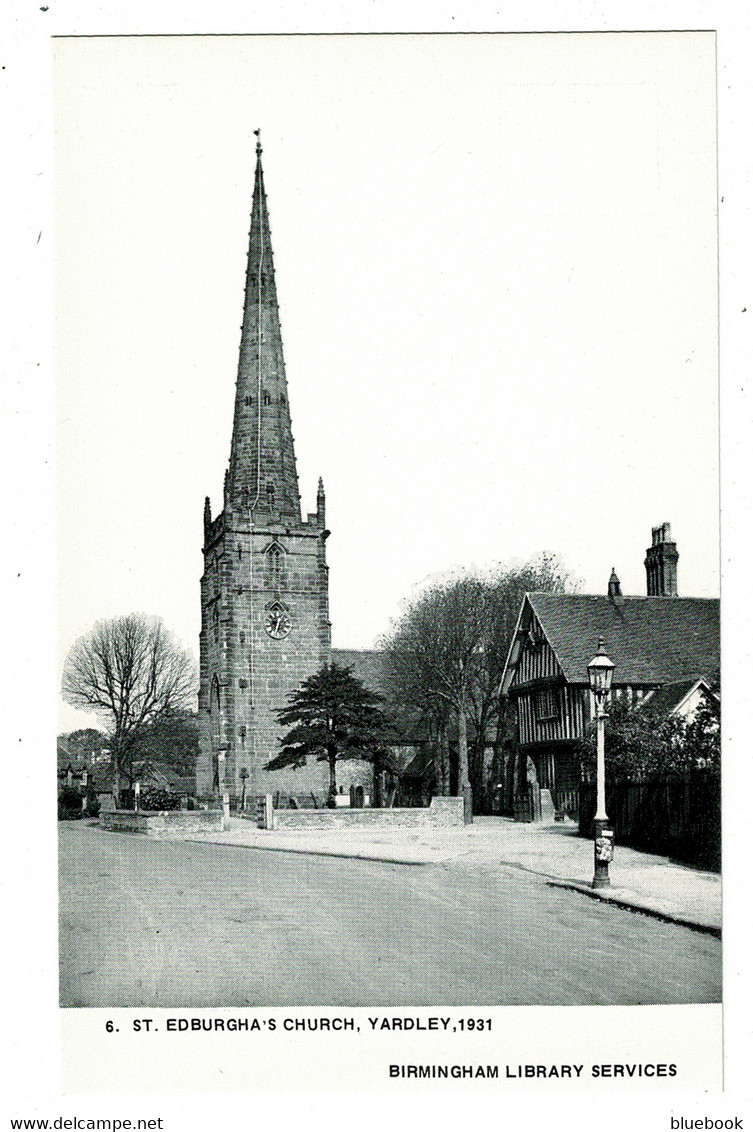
(5, 10, 751, 1130)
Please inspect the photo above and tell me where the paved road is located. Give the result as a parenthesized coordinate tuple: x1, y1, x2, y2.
(59, 823, 721, 1008)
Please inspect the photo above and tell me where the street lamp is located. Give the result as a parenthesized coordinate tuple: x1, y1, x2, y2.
(587, 637, 615, 889)
(218, 750, 230, 828)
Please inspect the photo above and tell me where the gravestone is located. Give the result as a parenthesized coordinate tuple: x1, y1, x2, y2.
(539, 788, 556, 823)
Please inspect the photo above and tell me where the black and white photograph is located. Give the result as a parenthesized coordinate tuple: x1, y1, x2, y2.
(6, 6, 753, 1123)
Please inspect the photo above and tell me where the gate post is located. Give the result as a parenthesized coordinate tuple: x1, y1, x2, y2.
(256, 793, 274, 830)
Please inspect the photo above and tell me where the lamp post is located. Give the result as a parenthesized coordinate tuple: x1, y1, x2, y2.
(218, 750, 230, 828)
(587, 638, 615, 889)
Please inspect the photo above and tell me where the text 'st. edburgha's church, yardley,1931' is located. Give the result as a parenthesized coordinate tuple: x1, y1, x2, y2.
(196, 135, 333, 804)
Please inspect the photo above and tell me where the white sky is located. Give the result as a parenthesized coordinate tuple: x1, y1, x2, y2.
(55, 33, 719, 733)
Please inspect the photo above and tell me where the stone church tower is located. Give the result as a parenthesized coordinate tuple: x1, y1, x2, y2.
(196, 136, 331, 803)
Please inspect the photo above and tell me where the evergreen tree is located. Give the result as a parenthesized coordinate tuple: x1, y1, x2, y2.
(265, 664, 396, 806)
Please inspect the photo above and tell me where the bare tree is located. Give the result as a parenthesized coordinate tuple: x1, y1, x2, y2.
(382, 554, 577, 815)
(62, 615, 198, 806)
(382, 575, 488, 821)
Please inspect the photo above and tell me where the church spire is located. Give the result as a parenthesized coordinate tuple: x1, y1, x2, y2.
(226, 133, 301, 521)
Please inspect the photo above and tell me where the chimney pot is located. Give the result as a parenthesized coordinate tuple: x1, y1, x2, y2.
(645, 523, 679, 596)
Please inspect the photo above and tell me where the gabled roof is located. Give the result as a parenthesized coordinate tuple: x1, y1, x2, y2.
(505, 593, 719, 689)
(400, 745, 436, 782)
(57, 749, 88, 774)
(132, 760, 195, 794)
(641, 677, 717, 717)
(58, 762, 84, 779)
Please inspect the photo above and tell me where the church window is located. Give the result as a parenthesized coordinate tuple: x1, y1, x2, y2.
(266, 482, 276, 508)
(534, 687, 559, 722)
(266, 543, 286, 587)
(239, 678, 248, 689)
(263, 390, 272, 406)
(237, 543, 243, 560)
(239, 725, 246, 744)
(239, 631, 245, 646)
(244, 396, 253, 407)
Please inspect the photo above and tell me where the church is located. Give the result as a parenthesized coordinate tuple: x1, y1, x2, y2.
(195, 136, 720, 815)
(196, 136, 336, 804)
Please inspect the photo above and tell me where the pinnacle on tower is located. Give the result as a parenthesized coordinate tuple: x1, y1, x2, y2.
(225, 135, 301, 522)
(317, 476, 326, 524)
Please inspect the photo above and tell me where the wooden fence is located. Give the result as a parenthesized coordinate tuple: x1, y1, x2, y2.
(578, 772, 720, 871)
(554, 788, 580, 821)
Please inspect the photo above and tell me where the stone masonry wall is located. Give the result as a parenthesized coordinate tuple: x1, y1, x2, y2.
(100, 810, 223, 838)
(197, 502, 330, 803)
(273, 797, 464, 830)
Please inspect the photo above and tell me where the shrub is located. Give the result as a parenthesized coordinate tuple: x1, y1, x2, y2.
(58, 785, 102, 819)
(120, 786, 182, 811)
(577, 694, 720, 783)
(58, 785, 83, 820)
(143, 787, 181, 811)
(84, 789, 101, 817)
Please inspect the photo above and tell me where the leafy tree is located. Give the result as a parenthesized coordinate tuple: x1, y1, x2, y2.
(681, 689, 721, 772)
(265, 663, 397, 806)
(577, 690, 720, 782)
(62, 614, 197, 806)
(130, 711, 199, 780)
(57, 728, 109, 768)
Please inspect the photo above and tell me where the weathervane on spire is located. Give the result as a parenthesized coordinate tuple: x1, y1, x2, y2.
(254, 128, 262, 156)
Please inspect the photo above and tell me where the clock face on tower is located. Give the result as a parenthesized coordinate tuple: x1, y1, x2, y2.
(265, 607, 292, 640)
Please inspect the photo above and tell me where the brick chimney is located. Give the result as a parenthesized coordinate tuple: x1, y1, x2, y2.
(644, 522, 679, 597)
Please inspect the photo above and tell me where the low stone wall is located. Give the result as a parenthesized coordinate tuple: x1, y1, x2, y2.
(100, 809, 223, 839)
(272, 796, 464, 830)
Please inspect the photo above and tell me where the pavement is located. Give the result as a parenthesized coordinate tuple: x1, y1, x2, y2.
(61, 822, 721, 1009)
(187, 813, 722, 935)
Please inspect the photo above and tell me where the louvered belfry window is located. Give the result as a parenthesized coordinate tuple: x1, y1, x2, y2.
(267, 543, 285, 588)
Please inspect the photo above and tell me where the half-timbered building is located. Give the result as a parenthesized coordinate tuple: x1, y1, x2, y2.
(500, 526, 719, 813)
